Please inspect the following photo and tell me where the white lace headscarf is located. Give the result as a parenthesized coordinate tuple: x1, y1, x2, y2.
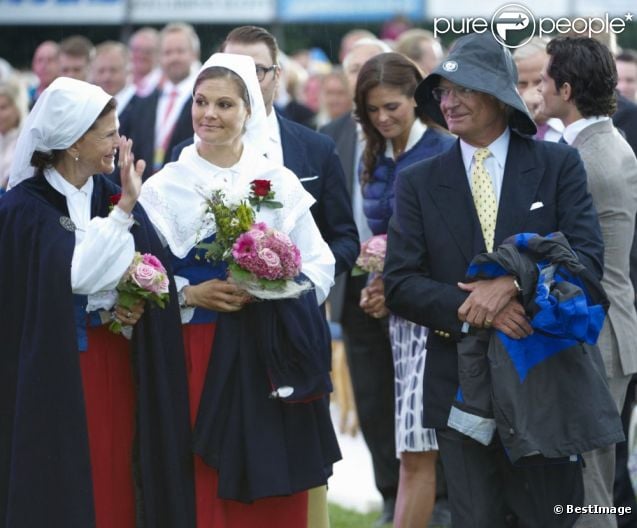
(8, 77, 112, 188)
(193, 53, 269, 155)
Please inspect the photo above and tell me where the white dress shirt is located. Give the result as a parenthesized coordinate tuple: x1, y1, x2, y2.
(154, 73, 196, 153)
(115, 84, 136, 116)
(45, 168, 135, 295)
(460, 127, 511, 203)
(264, 109, 284, 166)
(135, 67, 163, 97)
(544, 118, 565, 143)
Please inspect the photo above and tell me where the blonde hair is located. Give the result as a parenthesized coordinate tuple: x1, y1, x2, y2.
(160, 22, 201, 59)
(0, 76, 28, 129)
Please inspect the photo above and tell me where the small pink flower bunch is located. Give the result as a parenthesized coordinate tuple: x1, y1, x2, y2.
(230, 222, 302, 289)
(109, 252, 170, 334)
(352, 234, 387, 276)
(130, 253, 170, 295)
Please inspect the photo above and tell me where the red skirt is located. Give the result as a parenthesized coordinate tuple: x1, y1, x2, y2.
(182, 323, 309, 527)
(80, 325, 136, 528)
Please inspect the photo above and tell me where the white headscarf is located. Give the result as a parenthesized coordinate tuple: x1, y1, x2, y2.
(193, 53, 269, 155)
(9, 77, 112, 188)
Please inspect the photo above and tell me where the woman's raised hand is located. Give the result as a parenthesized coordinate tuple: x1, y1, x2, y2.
(116, 136, 146, 215)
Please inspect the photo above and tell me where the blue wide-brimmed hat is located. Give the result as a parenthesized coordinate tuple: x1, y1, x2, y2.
(415, 33, 537, 136)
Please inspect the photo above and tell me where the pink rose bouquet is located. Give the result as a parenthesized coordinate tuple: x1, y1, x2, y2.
(229, 222, 309, 298)
(109, 252, 170, 334)
(352, 234, 387, 276)
(198, 187, 311, 299)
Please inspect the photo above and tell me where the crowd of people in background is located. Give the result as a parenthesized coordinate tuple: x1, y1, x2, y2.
(2, 16, 637, 528)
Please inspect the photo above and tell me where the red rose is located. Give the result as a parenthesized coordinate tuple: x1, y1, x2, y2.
(251, 179, 271, 197)
(109, 193, 122, 206)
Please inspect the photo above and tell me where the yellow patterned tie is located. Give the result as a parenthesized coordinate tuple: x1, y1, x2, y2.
(471, 147, 497, 252)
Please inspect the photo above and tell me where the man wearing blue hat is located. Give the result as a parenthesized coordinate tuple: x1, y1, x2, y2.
(384, 32, 621, 527)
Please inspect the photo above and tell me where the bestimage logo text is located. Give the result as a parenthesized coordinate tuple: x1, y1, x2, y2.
(433, 3, 633, 49)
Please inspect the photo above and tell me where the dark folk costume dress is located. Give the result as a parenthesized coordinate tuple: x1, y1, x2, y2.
(174, 241, 341, 527)
(0, 173, 195, 528)
(141, 137, 341, 527)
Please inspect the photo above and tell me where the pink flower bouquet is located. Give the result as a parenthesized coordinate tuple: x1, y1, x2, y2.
(229, 222, 311, 299)
(109, 252, 170, 334)
(352, 234, 387, 276)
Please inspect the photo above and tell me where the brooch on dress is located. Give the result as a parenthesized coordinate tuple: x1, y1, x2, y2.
(59, 216, 77, 232)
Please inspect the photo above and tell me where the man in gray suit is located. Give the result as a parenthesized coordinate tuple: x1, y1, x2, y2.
(540, 36, 637, 527)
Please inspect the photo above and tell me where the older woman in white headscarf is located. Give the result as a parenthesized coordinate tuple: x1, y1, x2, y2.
(140, 53, 339, 527)
(0, 77, 195, 528)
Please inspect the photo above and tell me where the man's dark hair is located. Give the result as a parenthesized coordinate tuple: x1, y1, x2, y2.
(220, 26, 279, 65)
(546, 36, 617, 117)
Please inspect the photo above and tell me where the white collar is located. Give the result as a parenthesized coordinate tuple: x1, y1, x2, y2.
(562, 116, 610, 145)
(266, 109, 281, 144)
(162, 72, 196, 97)
(115, 84, 136, 114)
(460, 127, 510, 172)
(547, 117, 564, 134)
(384, 119, 427, 158)
(44, 166, 93, 198)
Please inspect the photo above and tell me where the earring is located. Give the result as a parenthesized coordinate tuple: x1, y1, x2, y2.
(74, 155, 79, 162)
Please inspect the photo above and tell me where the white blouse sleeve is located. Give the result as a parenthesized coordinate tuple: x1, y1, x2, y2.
(71, 205, 135, 294)
(288, 209, 335, 305)
(174, 275, 195, 324)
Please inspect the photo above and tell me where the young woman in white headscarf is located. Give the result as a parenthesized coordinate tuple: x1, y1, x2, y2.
(140, 53, 340, 527)
(0, 77, 195, 528)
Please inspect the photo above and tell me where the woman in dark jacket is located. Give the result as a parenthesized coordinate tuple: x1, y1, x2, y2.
(0, 77, 194, 528)
(355, 52, 454, 527)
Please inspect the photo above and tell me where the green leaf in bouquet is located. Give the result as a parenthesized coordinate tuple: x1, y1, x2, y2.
(236, 202, 256, 231)
(150, 293, 167, 309)
(260, 278, 286, 290)
(351, 265, 367, 277)
(228, 262, 253, 283)
(196, 240, 225, 263)
(116, 288, 140, 309)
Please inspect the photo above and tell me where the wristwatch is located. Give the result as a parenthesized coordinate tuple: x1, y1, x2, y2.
(178, 287, 191, 308)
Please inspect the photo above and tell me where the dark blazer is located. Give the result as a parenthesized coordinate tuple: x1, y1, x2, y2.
(320, 113, 357, 197)
(170, 113, 359, 277)
(320, 113, 357, 322)
(613, 93, 637, 156)
(278, 114, 359, 276)
(384, 131, 604, 428)
(120, 89, 194, 182)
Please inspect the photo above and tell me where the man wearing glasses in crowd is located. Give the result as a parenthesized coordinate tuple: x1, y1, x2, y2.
(384, 32, 621, 527)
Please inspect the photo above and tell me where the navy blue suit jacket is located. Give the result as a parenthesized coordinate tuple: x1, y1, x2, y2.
(170, 113, 359, 276)
(384, 131, 604, 427)
(119, 89, 194, 182)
